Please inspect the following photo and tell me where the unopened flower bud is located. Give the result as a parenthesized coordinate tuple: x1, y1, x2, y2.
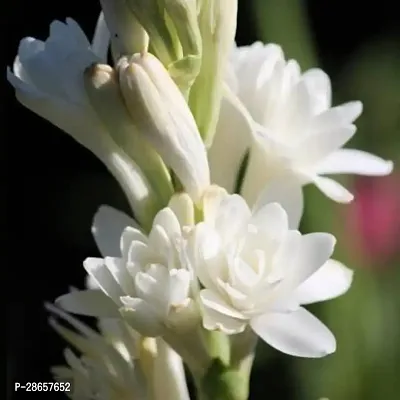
(125, 0, 202, 93)
(189, 0, 238, 147)
(165, 0, 201, 56)
(125, 0, 179, 66)
(100, 0, 149, 59)
(118, 53, 210, 202)
(84, 63, 174, 209)
(164, 0, 202, 91)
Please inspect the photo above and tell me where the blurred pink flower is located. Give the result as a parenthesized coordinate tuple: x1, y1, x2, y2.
(345, 173, 400, 265)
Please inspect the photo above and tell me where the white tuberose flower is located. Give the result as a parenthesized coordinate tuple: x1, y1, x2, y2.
(48, 305, 146, 400)
(211, 42, 393, 204)
(7, 18, 107, 155)
(57, 194, 197, 337)
(188, 185, 353, 357)
(7, 18, 160, 229)
(60, 204, 194, 400)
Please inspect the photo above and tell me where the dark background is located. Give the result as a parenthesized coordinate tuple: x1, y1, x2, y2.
(5, 1, 399, 399)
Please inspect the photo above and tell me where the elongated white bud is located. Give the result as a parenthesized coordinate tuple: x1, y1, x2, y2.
(118, 53, 210, 202)
(84, 63, 174, 208)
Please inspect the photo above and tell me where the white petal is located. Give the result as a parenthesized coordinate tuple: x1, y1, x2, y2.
(20, 26, 96, 102)
(152, 208, 181, 238)
(7, 66, 40, 95)
(315, 149, 394, 176)
(17, 36, 44, 61)
(290, 233, 336, 287)
(105, 257, 136, 295)
(13, 90, 106, 156)
(296, 125, 357, 166)
(121, 226, 147, 254)
(218, 280, 254, 310)
(271, 230, 302, 283)
(47, 303, 98, 340)
(233, 43, 285, 120)
(16, 38, 64, 98)
(56, 290, 119, 317)
(134, 267, 170, 316)
(255, 58, 288, 123)
(312, 175, 354, 203)
(188, 223, 226, 292)
(311, 101, 363, 133)
(250, 202, 288, 238)
(168, 269, 191, 306)
(200, 289, 247, 320)
(47, 304, 128, 371)
(126, 241, 151, 267)
(279, 78, 313, 138)
(214, 194, 251, 243)
(202, 186, 229, 224)
(62, 18, 91, 47)
(63, 348, 83, 370)
(12, 53, 34, 85)
(59, 350, 85, 375)
(252, 179, 304, 229)
(201, 301, 247, 334)
(92, 205, 137, 257)
(293, 259, 353, 305)
(274, 232, 336, 293)
(120, 297, 164, 336)
(208, 89, 253, 193)
(8, 18, 114, 158)
(91, 12, 110, 61)
(302, 69, 331, 114)
(167, 194, 194, 227)
(83, 257, 125, 304)
(282, 60, 302, 100)
(240, 133, 294, 207)
(250, 307, 336, 357)
(85, 275, 99, 290)
(231, 43, 284, 81)
(152, 339, 191, 400)
(148, 224, 174, 262)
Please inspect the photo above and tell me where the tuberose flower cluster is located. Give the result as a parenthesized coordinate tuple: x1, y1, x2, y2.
(8, 1, 393, 399)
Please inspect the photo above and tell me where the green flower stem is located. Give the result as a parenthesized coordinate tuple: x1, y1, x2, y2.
(229, 327, 257, 369)
(253, 0, 318, 69)
(194, 330, 255, 400)
(162, 327, 211, 378)
(198, 358, 250, 400)
(203, 330, 230, 366)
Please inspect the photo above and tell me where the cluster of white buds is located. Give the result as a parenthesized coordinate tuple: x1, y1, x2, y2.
(8, 1, 393, 399)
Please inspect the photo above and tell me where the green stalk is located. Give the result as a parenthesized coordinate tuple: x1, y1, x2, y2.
(253, 0, 317, 69)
